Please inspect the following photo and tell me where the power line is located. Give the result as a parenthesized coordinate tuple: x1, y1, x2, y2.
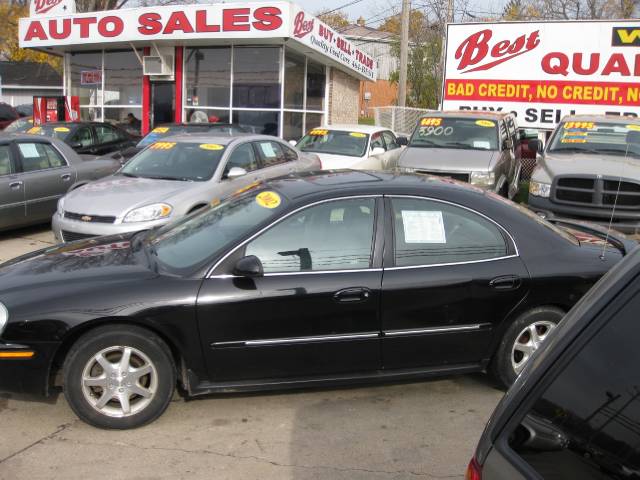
(320, 0, 366, 16)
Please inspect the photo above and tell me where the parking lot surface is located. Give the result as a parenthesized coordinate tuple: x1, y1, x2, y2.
(0, 226, 503, 480)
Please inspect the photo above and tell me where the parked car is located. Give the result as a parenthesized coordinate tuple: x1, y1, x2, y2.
(27, 121, 137, 156)
(397, 112, 522, 199)
(52, 134, 320, 242)
(467, 244, 640, 480)
(4, 116, 34, 133)
(0, 103, 19, 130)
(294, 125, 407, 171)
(528, 115, 640, 233)
(0, 134, 122, 232)
(15, 104, 33, 118)
(0, 171, 633, 429)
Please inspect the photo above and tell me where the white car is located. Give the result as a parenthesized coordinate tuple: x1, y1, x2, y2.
(294, 125, 407, 171)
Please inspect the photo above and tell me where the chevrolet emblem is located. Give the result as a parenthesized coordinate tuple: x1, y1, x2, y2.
(81, 215, 92, 222)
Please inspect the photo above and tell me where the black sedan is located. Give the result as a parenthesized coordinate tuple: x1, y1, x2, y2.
(0, 171, 633, 429)
(27, 121, 137, 156)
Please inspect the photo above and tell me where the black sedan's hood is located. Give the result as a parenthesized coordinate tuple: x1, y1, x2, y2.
(0, 235, 155, 295)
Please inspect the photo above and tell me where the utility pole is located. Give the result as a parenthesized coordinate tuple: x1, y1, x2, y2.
(447, 0, 454, 22)
(398, 0, 410, 107)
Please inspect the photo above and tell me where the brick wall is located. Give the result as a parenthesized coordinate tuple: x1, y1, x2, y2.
(328, 68, 359, 125)
(359, 80, 397, 117)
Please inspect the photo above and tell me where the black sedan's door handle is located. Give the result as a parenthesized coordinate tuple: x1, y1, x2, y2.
(490, 275, 521, 291)
(9, 181, 23, 190)
(60, 173, 71, 181)
(333, 287, 371, 303)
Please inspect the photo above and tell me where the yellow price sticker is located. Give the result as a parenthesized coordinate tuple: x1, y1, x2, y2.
(626, 124, 640, 132)
(564, 121, 595, 130)
(309, 129, 329, 136)
(152, 127, 170, 133)
(349, 132, 367, 138)
(561, 138, 587, 144)
(150, 142, 176, 150)
(54, 127, 70, 133)
(199, 143, 224, 151)
(255, 191, 281, 209)
(475, 120, 496, 128)
(420, 117, 442, 127)
(27, 126, 41, 134)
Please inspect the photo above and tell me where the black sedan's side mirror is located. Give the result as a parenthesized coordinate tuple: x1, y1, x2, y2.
(70, 142, 83, 150)
(233, 255, 264, 278)
(397, 136, 409, 146)
(528, 139, 543, 153)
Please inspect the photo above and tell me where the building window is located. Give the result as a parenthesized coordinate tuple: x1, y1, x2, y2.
(185, 47, 231, 109)
(104, 50, 142, 106)
(306, 60, 326, 111)
(233, 46, 281, 109)
(70, 52, 102, 106)
(284, 50, 305, 110)
(283, 112, 304, 141)
(232, 110, 279, 136)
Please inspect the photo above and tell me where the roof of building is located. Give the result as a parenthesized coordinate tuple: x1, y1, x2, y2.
(337, 24, 396, 42)
(0, 61, 62, 87)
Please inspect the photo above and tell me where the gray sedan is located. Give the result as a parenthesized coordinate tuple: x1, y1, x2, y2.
(52, 134, 320, 242)
(0, 134, 122, 232)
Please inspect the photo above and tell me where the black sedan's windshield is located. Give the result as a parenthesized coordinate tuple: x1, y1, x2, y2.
(5, 117, 34, 133)
(297, 129, 369, 157)
(409, 117, 499, 150)
(548, 121, 640, 157)
(148, 189, 287, 272)
(121, 141, 226, 181)
(27, 124, 72, 140)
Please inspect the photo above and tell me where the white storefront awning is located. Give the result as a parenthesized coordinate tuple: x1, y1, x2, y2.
(19, 1, 376, 81)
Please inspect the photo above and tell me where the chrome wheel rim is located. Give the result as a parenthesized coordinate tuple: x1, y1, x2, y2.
(511, 321, 557, 375)
(81, 346, 158, 418)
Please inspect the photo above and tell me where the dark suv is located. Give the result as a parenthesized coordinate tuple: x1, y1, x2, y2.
(468, 246, 640, 479)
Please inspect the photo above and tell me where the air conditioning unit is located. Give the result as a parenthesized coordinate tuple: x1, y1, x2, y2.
(143, 55, 174, 76)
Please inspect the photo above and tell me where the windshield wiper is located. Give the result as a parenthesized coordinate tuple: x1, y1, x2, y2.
(121, 172, 138, 178)
(549, 147, 601, 155)
(143, 175, 191, 181)
(410, 140, 438, 147)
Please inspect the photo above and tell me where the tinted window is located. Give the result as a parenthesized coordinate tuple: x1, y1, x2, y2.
(383, 131, 399, 150)
(0, 145, 13, 175)
(17, 143, 66, 172)
(69, 126, 94, 147)
(255, 141, 286, 167)
(224, 143, 258, 175)
(0, 104, 18, 122)
(246, 198, 376, 273)
(371, 132, 385, 151)
(95, 124, 119, 143)
(282, 144, 298, 162)
(508, 292, 640, 479)
(392, 198, 507, 267)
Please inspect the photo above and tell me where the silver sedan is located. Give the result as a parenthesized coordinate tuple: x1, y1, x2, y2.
(52, 134, 320, 242)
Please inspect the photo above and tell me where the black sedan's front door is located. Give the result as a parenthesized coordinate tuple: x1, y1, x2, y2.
(381, 196, 529, 370)
(197, 196, 384, 382)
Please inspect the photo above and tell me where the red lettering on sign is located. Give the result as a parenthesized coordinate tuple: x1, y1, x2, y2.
(48, 18, 70, 39)
(293, 11, 314, 38)
(573, 53, 600, 75)
(33, 0, 63, 15)
(455, 28, 540, 73)
(163, 11, 194, 34)
(253, 7, 282, 31)
(602, 53, 631, 76)
(138, 13, 162, 35)
(98, 16, 123, 37)
(195, 10, 220, 32)
(542, 51, 640, 77)
(223, 8, 250, 31)
(24, 20, 48, 41)
(73, 17, 97, 38)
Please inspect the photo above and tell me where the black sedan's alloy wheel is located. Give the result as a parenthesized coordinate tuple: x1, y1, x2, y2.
(490, 307, 564, 389)
(63, 325, 176, 429)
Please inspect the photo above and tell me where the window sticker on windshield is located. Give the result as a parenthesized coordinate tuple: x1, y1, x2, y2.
(420, 126, 454, 136)
(152, 127, 169, 133)
(199, 143, 224, 151)
(420, 118, 442, 127)
(401, 210, 446, 244)
(473, 140, 491, 149)
(54, 127, 70, 133)
(256, 191, 281, 209)
(18, 143, 40, 158)
(475, 120, 495, 128)
(260, 142, 276, 157)
(309, 129, 328, 136)
(564, 121, 595, 130)
(150, 142, 176, 150)
(627, 125, 640, 132)
(561, 138, 587, 143)
(27, 126, 41, 134)
(349, 132, 366, 138)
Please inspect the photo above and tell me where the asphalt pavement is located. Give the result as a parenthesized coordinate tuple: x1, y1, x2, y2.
(0, 225, 504, 480)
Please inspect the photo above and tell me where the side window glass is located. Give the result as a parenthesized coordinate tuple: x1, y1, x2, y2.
(382, 131, 399, 150)
(95, 125, 118, 144)
(18, 143, 66, 172)
(282, 144, 298, 162)
(508, 293, 640, 479)
(256, 141, 286, 167)
(392, 198, 507, 267)
(371, 133, 386, 151)
(246, 198, 376, 273)
(224, 143, 259, 175)
(0, 145, 13, 175)
(70, 127, 94, 147)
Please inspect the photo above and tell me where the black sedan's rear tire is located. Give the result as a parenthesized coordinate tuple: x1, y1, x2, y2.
(490, 307, 564, 389)
(63, 325, 176, 429)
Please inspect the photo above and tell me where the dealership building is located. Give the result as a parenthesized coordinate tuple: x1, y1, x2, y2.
(19, 1, 376, 138)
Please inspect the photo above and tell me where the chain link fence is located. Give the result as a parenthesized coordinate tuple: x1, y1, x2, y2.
(373, 106, 436, 136)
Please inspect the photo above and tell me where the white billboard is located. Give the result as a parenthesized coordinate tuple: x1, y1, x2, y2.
(442, 20, 640, 129)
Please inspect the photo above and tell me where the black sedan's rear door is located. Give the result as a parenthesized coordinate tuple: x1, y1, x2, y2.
(380, 196, 530, 370)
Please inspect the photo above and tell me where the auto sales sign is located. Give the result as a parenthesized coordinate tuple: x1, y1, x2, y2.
(443, 21, 640, 129)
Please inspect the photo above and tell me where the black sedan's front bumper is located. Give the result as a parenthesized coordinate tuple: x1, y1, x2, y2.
(529, 196, 640, 234)
(0, 341, 59, 396)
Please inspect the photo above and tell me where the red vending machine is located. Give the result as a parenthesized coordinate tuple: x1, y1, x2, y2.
(32, 96, 80, 125)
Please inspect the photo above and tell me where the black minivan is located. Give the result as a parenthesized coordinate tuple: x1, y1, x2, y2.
(469, 246, 640, 479)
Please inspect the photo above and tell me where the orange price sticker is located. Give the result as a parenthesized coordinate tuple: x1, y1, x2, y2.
(564, 121, 595, 130)
(309, 129, 329, 136)
(150, 142, 176, 150)
(420, 117, 442, 127)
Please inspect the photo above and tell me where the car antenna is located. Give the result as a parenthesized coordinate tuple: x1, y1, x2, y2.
(600, 129, 640, 261)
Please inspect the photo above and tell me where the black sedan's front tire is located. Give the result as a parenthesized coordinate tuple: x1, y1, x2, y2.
(63, 325, 176, 429)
